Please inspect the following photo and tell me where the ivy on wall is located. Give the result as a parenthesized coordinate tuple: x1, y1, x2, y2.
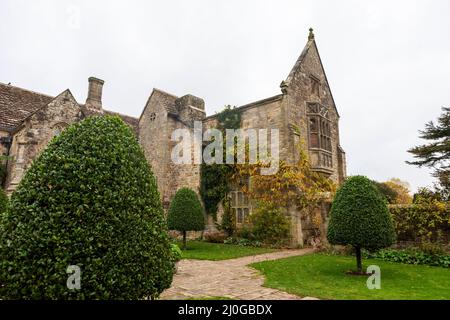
(200, 163, 233, 216)
(215, 105, 241, 130)
(200, 105, 241, 217)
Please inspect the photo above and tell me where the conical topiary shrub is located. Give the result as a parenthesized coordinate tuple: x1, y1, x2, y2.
(167, 188, 205, 249)
(0, 116, 174, 299)
(327, 175, 396, 273)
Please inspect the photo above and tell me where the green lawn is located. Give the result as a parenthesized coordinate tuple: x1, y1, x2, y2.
(251, 253, 450, 300)
(177, 241, 276, 260)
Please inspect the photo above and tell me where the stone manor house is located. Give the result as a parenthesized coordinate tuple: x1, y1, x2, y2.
(0, 30, 346, 245)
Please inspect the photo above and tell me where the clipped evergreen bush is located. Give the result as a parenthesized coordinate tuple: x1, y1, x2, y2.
(167, 188, 205, 249)
(327, 175, 396, 273)
(0, 116, 174, 299)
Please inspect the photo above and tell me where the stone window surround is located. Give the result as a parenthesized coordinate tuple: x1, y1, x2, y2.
(307, 102, 333, 170)
(229, 176, 252, 226)
(230, 190, 251, 225)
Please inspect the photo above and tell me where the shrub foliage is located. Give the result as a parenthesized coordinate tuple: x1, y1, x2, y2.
(327, 176, 396, 272)
(249, 203, 291, 246)
(0, 188, 8, 214)
(200, 105, 241, 217)
(0, 116, 174, 299)
(363, 248, 450, 268)
(389, 202, 449, 243)
(167, 187, 205, 249)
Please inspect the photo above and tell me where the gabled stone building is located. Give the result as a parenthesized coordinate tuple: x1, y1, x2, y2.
(0, 77, 139, 193)
(0, 29, 345, 245)
(140, 29, 346, 245)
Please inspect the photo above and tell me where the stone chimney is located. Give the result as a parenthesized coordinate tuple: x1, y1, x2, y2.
(85, 77, 104, 113)
(174, 94, 206, 123)
(175, 94, 205, 111)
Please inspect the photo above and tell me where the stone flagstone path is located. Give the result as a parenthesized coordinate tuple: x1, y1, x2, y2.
(161, 248, 317, 300)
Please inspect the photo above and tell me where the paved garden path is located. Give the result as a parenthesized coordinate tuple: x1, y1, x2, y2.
(161, 248, 317, 300)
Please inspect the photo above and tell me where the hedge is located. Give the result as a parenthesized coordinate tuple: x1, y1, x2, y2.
(363, 248, 450, 268)
(389, 202, 450, 243)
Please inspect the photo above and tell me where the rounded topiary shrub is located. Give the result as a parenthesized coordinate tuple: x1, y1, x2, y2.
(0, 116, 174, 299)
(0, 188, 8, 214)
(327, 175, 396, 273)
(167, 188, 205, 249)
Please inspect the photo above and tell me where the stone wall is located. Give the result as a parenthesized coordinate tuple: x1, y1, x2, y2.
(203, 96, 287, 158)
(138, 89, 176, 207)
(139, 90, 206, 209)
(165, 104, 205, 207)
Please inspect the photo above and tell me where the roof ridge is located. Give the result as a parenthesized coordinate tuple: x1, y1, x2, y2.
(204, 94, 283, 119)
(0, 81, 55, 99)
(153, 87, 179, 99)
(138, 87, 179, 121)
(104, 109, 138, 119)
(284, 38, 314, 86)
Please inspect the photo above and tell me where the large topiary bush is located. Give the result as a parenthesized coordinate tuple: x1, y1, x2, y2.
(0, 116, 174, 299)
(327, 175, 396, 273)
(167, 188, 205, 249)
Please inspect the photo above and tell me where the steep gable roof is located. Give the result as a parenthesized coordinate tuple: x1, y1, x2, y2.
(16, 89, 77, 129)
(0, 82, 53, 131)
(284, 29, 340, 117)
(284, 37, 315, 87)
(139, 88, 179, 122)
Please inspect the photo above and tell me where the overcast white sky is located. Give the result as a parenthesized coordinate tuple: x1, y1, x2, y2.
(1, 0, 449, 192)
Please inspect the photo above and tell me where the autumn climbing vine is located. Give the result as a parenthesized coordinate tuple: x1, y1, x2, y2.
(200, 111, 336, 239)
(231, 124, 336, 238)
